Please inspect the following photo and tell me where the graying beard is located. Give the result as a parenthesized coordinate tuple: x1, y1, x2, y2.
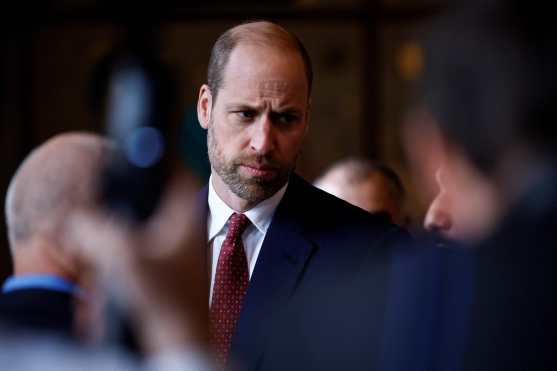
(207, 119, 290, 204)
(219, 169, 277, 203)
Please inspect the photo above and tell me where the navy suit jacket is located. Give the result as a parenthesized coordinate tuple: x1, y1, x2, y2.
(0, 288, 74, 337)
(379, 241, 475, 371)
(203, 173, 411, 371)
(459, 166, 557, 371)
(380, 165, 557, 371)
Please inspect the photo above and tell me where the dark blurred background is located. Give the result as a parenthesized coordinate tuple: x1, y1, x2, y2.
(0, 0, 443, 279)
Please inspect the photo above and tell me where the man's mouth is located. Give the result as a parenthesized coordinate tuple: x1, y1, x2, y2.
(239, 164, 279, 179)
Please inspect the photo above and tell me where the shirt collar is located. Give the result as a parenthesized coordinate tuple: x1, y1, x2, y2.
(207, 175, 288, 241)
(2, 274, 81, 296)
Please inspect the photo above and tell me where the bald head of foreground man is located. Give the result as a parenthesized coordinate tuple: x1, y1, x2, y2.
(1, 132, 111, 337)
(6, 133, 109, 279)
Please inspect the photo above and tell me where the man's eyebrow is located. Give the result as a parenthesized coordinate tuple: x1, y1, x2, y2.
(223, 103, 305, 114)
(224, 103, 260, 111)
(272, 105, 305, 114)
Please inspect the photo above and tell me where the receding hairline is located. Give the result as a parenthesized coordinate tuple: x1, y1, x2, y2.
(228, 21, 300, 47)
(208, 20, 313, 100)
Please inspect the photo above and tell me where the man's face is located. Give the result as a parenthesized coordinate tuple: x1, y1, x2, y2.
(423, 156, 499, 244)
(199, 43, 309, 206)
(358, 174, 403, 225)
(330, 174, 403, 225)
(403, 110, 498, 243)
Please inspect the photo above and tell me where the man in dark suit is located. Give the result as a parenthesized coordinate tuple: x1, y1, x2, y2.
(396, 1, 557, 370)
(0, 132, 112, 338)
(196, 20, 409, 370)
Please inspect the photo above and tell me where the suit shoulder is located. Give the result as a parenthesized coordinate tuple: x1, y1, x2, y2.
(286, 175, 408, 243)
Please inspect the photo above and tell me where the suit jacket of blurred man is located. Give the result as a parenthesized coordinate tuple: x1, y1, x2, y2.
(379, 241, 475, 371)
(0, 286, 74, 337)
(380, 166, 557, 371)
(202, 173, 410, 371)
(460, 165, 557, 371)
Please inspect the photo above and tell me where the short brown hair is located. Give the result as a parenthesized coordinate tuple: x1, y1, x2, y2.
(207, 20, 313, 101)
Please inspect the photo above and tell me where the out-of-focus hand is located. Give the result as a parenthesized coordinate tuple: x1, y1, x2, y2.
(69, 169, 208, 354)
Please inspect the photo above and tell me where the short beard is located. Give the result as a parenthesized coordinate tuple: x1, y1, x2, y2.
(207, 121, 292, 204)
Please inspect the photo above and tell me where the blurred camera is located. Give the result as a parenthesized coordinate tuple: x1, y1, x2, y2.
(90, 36, 176, 223)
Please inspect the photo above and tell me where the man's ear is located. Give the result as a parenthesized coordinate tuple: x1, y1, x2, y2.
(197, 84, 213, 129)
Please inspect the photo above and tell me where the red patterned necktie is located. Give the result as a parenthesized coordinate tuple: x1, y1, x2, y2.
(210, 212, 251, 368)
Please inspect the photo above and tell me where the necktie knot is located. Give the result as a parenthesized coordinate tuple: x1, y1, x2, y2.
(226, 213, 250, 242)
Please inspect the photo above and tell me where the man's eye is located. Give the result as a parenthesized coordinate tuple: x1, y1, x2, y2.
(273, 113, 298, 126)
(236, 111, 256, 120)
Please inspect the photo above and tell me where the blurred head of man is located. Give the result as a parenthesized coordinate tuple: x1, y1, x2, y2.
(422, 165, 498, 242)
(314, 158, 406, 225)
(404, 1, 557, 243)
(197, 21, 312, 211)
(5, 132, 111, 284)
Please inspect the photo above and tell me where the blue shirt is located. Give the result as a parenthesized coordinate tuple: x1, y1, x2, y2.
(2, 274, 82, 297)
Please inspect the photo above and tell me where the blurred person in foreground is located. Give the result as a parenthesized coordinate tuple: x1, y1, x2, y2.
(196, 20, 409, 370)
(314, 158, 407, 225)
(0, 133, 111, 338)
(69, 146, 210, 370)
(401, 1, 557, 369)
(0, 131, 212, 370)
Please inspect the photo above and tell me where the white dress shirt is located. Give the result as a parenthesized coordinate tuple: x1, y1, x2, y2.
(207, 176, 288, 304)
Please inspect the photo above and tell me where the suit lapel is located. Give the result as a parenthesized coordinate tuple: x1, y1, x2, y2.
(230, 176, 316, 370)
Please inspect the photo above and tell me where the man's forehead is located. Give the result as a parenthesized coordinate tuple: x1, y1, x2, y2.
(255, 79, 307, 100)
(258, 80, 290, 95)
(223, 74, 307, 95)
(219, 43, 308, 95)
(219, 77, 307, 105)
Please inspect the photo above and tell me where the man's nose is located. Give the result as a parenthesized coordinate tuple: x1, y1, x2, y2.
(424, 195, 453, 234)
(250, 115, 275, 154)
